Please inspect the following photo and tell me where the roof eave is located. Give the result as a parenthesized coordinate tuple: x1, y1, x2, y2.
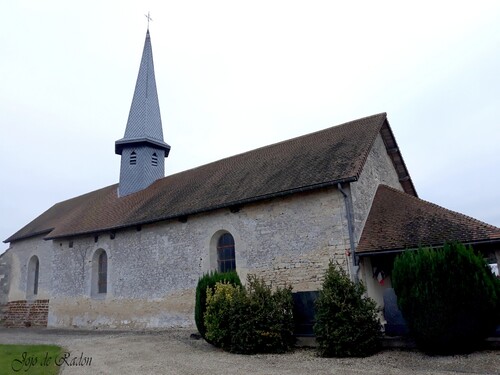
(357, 238, 500, 257)
(45, 176, 358, 240)
(380, 118, 418, 197)
(4, 229, 54, 244)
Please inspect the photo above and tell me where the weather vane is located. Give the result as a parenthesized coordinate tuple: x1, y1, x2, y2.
(145, 12, 153, 30)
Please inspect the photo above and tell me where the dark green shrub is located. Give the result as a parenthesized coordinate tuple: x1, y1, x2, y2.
(314, 261, 382, 357)
(195, 270, 241, 339)
(229, 275, 295, 354)
(204, 275, 295, 354)
(392, 242, 500, 354)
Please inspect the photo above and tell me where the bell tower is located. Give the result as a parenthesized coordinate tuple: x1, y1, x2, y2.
(115, 29, 170, 197)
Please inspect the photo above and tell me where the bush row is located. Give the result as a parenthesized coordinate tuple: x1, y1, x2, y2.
(196, 265, 381, 357)
(195, 242, 499, 356)
(204, 275, 295, 354)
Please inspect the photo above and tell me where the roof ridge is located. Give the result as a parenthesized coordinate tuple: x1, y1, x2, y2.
(162, 112, 388, 180)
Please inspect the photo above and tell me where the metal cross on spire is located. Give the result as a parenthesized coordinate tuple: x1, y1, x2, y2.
(145, 12, 153, 30)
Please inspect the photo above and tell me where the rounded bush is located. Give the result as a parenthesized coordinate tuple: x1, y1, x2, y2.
(204, 281, 240, 348)
(194, 270, 241, 339)
(392, 242, 500, 354)
(204, 275, 295, 354)
(314, 261, 382, 357)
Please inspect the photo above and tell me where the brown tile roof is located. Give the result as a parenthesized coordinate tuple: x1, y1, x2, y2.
(5, 113, 411, 243)
(357, 185, 500, 254)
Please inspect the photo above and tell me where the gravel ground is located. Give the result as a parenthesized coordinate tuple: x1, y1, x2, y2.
(0, 328, 498, 375)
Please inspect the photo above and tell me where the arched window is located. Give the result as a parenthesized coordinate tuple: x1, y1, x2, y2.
(98, 251, 107, 294)
(27, 256, 39, 298)
(151, 152, 158, 167)
(34, 259, 39, 295)
(217, 233, 236, 272)
(92, 249, 108, 296)
(130, 151, 137, 165)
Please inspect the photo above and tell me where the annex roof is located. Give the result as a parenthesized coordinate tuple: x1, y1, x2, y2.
(357, 185, 500, 255)
(5, 113, 414, 242)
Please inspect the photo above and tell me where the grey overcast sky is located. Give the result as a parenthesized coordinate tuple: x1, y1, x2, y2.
(1, 1, 499, 253)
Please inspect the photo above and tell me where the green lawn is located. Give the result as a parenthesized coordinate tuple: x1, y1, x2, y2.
(0, 344, 63, 375)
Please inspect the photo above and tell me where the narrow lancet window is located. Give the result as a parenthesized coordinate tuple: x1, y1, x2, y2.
(27, 256, 40, 299)
(217, 233, 236, 272)
(33, 258, 39, 295)
(152, 152, 158, 166)
(98, 251, 107, 294)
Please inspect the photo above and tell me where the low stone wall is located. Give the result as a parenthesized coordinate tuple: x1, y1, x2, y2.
(3, 299, 49, 328)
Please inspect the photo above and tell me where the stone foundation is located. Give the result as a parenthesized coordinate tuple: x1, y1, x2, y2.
(48, 290, 194, 329)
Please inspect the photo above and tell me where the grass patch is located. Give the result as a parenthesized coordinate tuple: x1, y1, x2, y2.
(0, 344, 63, 374)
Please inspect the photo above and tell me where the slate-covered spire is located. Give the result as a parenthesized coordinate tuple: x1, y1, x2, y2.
(115, 30, 171, 197)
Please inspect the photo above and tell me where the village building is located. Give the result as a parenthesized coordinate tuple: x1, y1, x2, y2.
(1, 30, 499, 329)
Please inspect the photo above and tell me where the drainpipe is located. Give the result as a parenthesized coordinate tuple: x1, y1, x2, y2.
(337, 182, 359, 282)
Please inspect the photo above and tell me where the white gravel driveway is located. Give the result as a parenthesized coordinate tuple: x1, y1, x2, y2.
(0, 328, 498, 375)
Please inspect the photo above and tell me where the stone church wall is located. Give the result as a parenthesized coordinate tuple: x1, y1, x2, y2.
(47, 186, 351, 328)
(351, 133, 403, 244)
(245, 188, 352, 290)
(5, 235, 53, 302)
(0, 250, 11, 301)
(0, 249, 12, 324)
(2, 236, 53, 327)
(350, 133, 404, 309)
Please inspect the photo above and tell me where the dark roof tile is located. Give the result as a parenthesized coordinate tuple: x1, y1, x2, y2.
(357, 185, 500, 253)
(6, 113, 400, 242)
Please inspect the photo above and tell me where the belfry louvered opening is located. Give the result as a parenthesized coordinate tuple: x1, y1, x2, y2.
(130, 151, 137, 165)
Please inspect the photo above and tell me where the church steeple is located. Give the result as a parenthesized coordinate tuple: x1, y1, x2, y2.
(115, 30, 170, 197)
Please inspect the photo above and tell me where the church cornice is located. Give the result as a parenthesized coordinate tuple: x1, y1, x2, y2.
(115, 137, 171, 156)
(42, 176, 358, 241)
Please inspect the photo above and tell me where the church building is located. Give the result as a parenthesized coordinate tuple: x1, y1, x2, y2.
(1, 30, 500, 329)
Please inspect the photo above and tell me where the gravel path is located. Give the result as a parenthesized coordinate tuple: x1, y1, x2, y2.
(0, 328, 498, 375)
